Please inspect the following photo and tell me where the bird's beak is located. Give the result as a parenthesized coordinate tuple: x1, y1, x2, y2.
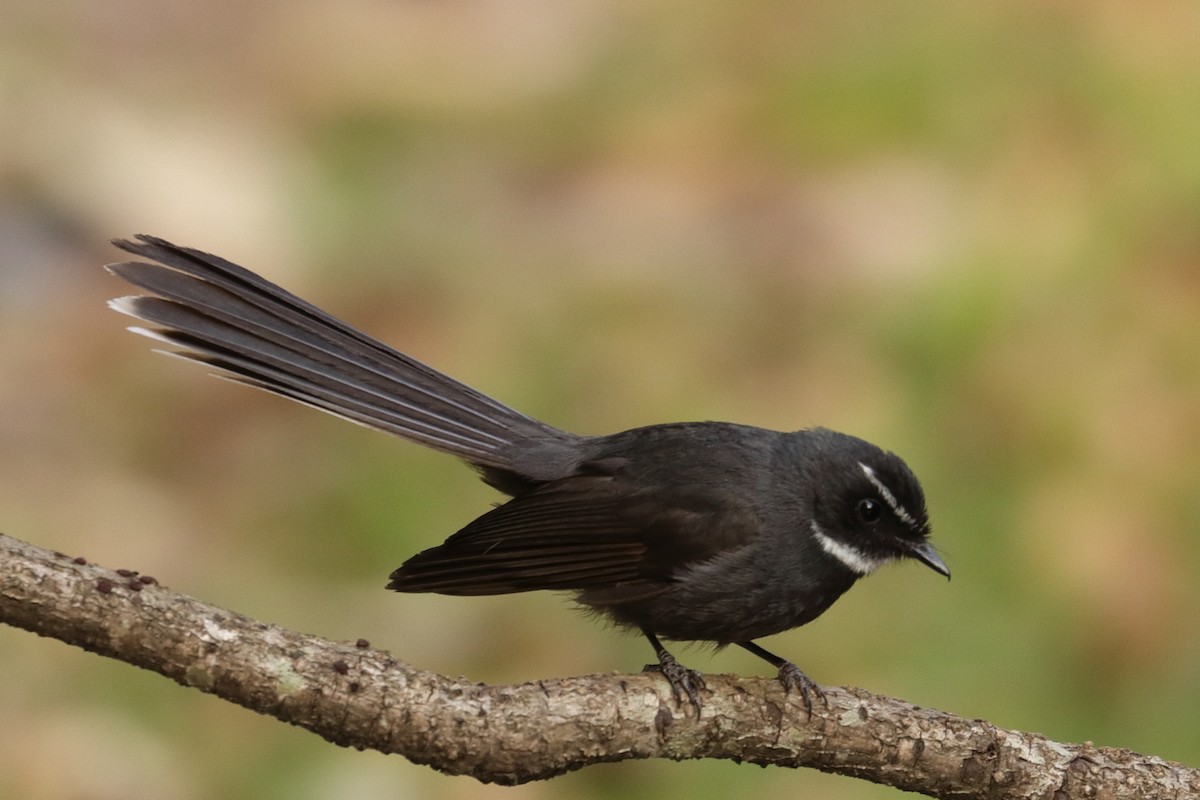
(910, 542, 950, 579)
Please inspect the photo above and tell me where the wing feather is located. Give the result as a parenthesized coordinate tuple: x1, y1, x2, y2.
(388, 475, 655, 595)
(388, 468, 763, 601)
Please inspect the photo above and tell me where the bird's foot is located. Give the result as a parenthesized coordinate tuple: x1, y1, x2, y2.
(643, 653, 707, 714)
(777, 661, 825, 715)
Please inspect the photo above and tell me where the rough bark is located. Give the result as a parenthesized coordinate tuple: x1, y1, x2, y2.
(1, 532, 1195, 797)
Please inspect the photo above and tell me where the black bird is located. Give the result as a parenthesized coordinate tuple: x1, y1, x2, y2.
(107, 235, 949, 713)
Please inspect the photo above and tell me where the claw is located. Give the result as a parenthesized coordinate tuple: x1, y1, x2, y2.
(641, 629, 705, 715)
(777, 661, 825, 715)
(644, 654, 706, 713)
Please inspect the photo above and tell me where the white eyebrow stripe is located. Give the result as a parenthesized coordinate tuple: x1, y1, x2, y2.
(858, 462, 918, 528)
(810, 521, 887, 575)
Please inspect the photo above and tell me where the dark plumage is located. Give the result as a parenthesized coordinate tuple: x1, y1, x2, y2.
(108, 235, 948, 713)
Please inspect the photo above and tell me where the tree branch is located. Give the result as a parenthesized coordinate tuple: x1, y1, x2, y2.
(0, 532, 1194, 797)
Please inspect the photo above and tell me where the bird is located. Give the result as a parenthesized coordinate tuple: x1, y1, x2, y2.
(106, 234, 949, 714)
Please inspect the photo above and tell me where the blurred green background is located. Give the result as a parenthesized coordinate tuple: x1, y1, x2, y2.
(2, 2, 1199, 798)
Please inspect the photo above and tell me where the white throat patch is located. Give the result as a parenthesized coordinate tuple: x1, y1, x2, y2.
(810, 520, 887, 575)
(858, 462, 918, 528)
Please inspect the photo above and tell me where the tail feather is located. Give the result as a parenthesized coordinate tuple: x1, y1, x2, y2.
(107, 235, 573, 472)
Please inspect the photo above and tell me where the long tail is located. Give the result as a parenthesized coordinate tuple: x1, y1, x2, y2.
(107, 235, 576, 478)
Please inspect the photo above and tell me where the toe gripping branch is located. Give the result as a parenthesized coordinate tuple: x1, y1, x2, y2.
(642, 630, 706, 714)
(641, 631, 826, 717)
(737, 640, 825, 715)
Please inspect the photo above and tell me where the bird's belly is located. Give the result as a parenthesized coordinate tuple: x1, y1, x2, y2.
(602, 577, 854, 644)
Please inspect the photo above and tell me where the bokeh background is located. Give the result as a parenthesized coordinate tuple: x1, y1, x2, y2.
(2, 2, 1199, 798)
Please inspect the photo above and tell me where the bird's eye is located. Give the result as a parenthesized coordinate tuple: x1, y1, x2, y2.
(856, 498, 882, 524)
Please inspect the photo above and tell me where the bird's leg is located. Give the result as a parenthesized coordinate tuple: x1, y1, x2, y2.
(736, 640, 825, 714)
(641, 629, 706, 713)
